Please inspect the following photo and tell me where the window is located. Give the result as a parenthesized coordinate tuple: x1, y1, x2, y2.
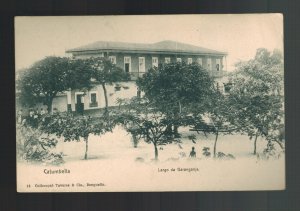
(207, 58, 212, 70)
(216, 59, 221, 71)
(187, 58, 193, 64)
(139, 57, 145, 72)
(224, 83, 233, 94)
(152, 57, 158, 67)
(89, 92, 98, 107)
(176, 58, 182, 63)
(124, 56, 131, 73)
(109, 56, 116, 64)
(165, 57, 171, 64)
(197, 58, 202, 66)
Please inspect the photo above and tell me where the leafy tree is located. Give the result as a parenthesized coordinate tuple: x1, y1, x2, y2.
(40, 113, 114, 160)
(137, 62, 215, 134)
(17, 56, 93, 113)
(86, 57, 130, 115)
(191, 90, 237, 157)
(116, 97, 183, 160)
(228, 48, 284, 154)
(16, 124, 64, 165)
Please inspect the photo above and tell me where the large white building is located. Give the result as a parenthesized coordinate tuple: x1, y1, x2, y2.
(26, 40, 229, 114)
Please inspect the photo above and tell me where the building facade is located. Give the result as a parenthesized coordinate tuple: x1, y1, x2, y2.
(51, 40, 228, 113)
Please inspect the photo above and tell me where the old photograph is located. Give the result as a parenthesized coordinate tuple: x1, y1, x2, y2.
(15, 14, 284, 192)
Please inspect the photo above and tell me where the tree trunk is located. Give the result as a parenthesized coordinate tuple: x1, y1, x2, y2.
(165, 124, 172, 134)
(84, 137, 89, 160)
(46, 97, 53, 113)
(154, 143, 158, 160)
(173, 125, 180, 137)
(102, 83, 109, 115)
(178, 101, 182, 114)
(213, 130, 219, 158)
(253, 133, 258, 155)
(274, 140, 284, 149)
(132, 134, 138, 148)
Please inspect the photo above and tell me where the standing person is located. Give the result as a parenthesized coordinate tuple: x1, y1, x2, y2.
(189, 147, 196, 158)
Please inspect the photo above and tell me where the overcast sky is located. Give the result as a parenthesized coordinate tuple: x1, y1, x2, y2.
(15, 14, 283, 71)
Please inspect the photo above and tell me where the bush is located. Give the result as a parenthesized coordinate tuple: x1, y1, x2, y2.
(259, 141, 284, 160)
(16, 125, 64, 165)
(216, 151, 235, 160)
(202, 147, 211, 157)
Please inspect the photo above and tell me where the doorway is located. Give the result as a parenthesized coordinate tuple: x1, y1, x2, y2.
(75, 94, 84, 115)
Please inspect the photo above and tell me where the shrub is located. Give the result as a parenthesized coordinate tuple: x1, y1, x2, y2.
(202, 147, 211, 157)
(16, 125, 64, 165)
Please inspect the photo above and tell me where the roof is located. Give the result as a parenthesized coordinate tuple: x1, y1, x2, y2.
(66, 40, 227, 56)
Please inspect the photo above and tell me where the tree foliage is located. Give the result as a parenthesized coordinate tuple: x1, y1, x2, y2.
(228, 48, 284, 154)
(137, 62, 215, 115)
(116, 97, 185, 160)
(40, 112, 114, 159)
(137, 62, 215, 136)
(85, 57, 130, 114)
(16, 124, 64, 165)
(17, 56, 93, 112)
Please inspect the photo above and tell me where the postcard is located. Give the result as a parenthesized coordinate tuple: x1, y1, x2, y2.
(15, 14, 284, 192)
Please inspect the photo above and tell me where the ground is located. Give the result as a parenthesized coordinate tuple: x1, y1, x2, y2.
(17, 126, 285, 192)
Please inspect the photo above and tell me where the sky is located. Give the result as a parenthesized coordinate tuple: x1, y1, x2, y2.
(15, 14, 283, 71)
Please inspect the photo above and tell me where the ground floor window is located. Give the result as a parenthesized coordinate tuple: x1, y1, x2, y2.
(109, 56, 117, 64)
(89, 91, 98, 107)
(224, 83, 233, 93)
(165, 57, 171, 64)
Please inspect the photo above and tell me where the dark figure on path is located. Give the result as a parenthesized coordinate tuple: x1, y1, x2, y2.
(189, 147, 196, 158)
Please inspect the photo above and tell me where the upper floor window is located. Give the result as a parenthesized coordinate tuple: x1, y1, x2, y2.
(207, 58, 212, 70)
(197, 58, 203, 66)
(109, 56, 116, 64)
(139, 57, 145, 72)
(124, 56, 131, 73)
(187, 58, 193, 64)
(216, 59, 221, 71)
(165, 57, 171, 64)
(152, 57, 158, 68)
(176, 58, 182, 63)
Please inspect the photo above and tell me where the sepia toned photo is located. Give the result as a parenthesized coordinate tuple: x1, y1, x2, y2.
(15, 14, 284, 192)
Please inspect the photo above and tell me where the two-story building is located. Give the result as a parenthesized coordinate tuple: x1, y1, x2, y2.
(50, 40, 228, 114)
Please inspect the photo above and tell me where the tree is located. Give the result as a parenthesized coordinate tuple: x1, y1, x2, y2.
(137, 62, 215, 134)
(17, 56, 93, 113)
(16, 124, 64, 165)
(116, 97, 183, 160)
(228, 48, 284, 154)
(86, 57, 130, 115)
(191, 90, 237, 157)
(40, 113, 114, 160)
